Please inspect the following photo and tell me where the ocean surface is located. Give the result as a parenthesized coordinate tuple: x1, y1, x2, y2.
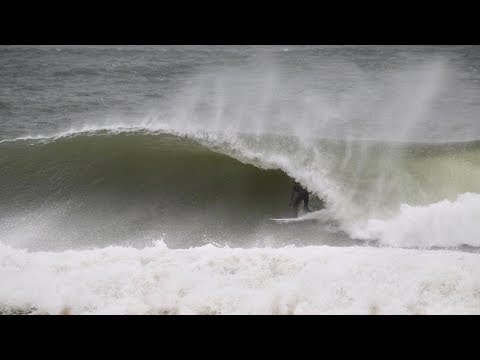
(1, 45, 479, 314)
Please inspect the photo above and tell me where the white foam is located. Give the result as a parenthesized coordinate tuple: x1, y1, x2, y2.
(1, 241, 479, 314)
(350, 193, 480, 248)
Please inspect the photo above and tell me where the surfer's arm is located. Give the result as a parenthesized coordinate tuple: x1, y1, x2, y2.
(289, 188, 294, 207)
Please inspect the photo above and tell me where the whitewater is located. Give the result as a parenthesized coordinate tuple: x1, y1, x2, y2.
(0, 45, 479, 314)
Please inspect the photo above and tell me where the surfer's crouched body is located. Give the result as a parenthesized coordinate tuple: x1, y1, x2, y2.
(289, 181, 311, 218)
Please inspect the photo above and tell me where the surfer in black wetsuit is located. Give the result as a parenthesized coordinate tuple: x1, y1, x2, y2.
(289, 180, 311, 218)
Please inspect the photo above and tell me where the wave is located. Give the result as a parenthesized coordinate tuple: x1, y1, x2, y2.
(0, 130, 317, 250)
(0, 127, 479, 250)
(0, 130, 292, 213)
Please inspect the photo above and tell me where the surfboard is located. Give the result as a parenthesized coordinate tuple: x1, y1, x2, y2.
(269, 209, 326, 223)
(269, 216, 317, 223)
(269, 217, 307, 223)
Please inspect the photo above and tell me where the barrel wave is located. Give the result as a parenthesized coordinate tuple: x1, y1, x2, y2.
(0, 128, 478, 251)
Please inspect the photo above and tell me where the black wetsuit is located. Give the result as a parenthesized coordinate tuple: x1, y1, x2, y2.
(290, 181, 311, 217)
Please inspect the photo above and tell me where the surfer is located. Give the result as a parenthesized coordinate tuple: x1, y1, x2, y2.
(289, 180, 311, 218)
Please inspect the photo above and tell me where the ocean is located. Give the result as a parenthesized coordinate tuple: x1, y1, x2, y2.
(0, 45, 479, 314)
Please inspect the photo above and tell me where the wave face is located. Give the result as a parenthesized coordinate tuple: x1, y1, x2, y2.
(0, 131, 319, 250)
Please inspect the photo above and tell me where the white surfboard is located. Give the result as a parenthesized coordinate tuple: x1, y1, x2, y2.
(269, 217, 310, 223)
(269, 209, 326, 223)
